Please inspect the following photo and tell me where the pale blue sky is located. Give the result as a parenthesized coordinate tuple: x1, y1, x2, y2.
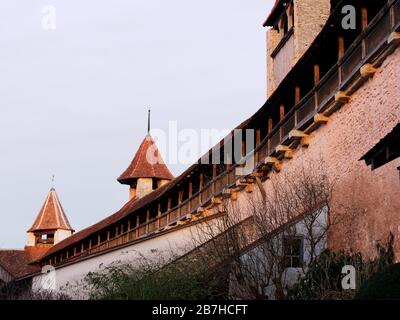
(0, 0, 273, 248)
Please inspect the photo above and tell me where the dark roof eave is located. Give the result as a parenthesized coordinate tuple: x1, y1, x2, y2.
(27, 227, 75, 233)
(360, 123, 400, 161)
(263, 0, 284, 27)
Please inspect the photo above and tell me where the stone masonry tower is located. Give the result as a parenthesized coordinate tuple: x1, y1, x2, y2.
(264, 0, 331, 96)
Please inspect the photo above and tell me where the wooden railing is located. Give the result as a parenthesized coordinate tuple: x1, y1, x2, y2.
(252, 0, 399, 165)
(55, 0, 400, 265)
(79, 166, 238, 258)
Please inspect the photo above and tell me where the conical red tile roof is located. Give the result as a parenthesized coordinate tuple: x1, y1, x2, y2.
(28, 188, 73, 232)
(118, 135, 174, 184)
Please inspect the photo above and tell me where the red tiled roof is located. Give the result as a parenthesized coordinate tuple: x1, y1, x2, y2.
(34, 188, 161, 262)
(118, 135, 174, 184)
(28, 188, 73, 233)
(36, 117, 252, 264)
(0, 248, 44, 279)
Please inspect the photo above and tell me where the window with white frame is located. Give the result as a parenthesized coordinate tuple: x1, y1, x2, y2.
(283, 236, 303, 268)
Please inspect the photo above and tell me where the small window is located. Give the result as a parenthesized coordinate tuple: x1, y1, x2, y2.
(283, 237, 303, 268)
(152, 178, 158, 190)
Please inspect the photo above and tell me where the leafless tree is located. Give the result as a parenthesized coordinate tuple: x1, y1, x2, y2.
(188, 158, 355, 300)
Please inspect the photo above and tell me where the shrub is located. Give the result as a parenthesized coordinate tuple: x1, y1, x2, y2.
(288, 233, 394, 300)
(355, 263, 400, 300)
(85, 260, 227, 300)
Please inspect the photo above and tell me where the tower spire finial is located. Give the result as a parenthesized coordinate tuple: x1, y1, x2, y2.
(51, 174, 55, 189)
(147, 108, 151, 135)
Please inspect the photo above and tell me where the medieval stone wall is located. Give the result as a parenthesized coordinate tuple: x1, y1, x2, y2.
(293, 0, 331, 61)
(261, 47, 400, 259)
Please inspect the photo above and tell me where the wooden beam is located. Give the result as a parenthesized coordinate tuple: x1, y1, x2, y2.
(314, 64, 320, 84)
(98, 234, 101, 244)
(360, 63, 378, 78)
(276, 145, 291, 152)
(211, 197, 223, 205)
(295, 86, 301, 104)
(221, 189, 232, 198)
(338, 36, 345, 60)
(280, 104, 285, 120)
(256, 129, 261, 146)
(167, 198, 172, 210)
(268, 118, 273, 132)
(197, 207, 205, 214)
(300, 136, 311, 147)
(189, 181, 193, 198)
(361, 7, 368, 30)
(199, 173, 203, 191)
(335, 91, 350, 103)
(230, 190, 238, 201)
(289, 130, 310, 148)
(265, 156, 279, 165)
(107, 230, 110, 241)
(178, 190, 183, 204)
(314, 113, 329, 124)
(284, 150, 294, 159)
(212, 164, 217, 178)
(265, 157, 282, 172)
(245, 184, 254, 193)
(241, 141, 246, 157)
(250, 172, 264, 178)
(388, 32, 400, 45)
(289, 130, 309, 139)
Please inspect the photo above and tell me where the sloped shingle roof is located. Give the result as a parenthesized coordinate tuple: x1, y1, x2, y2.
(0, 248, 46, 279)
(118, 135, 174, 184)
(28, 188, 73, 233)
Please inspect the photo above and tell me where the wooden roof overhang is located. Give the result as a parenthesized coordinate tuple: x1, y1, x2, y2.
(263, 0, 286, 27)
